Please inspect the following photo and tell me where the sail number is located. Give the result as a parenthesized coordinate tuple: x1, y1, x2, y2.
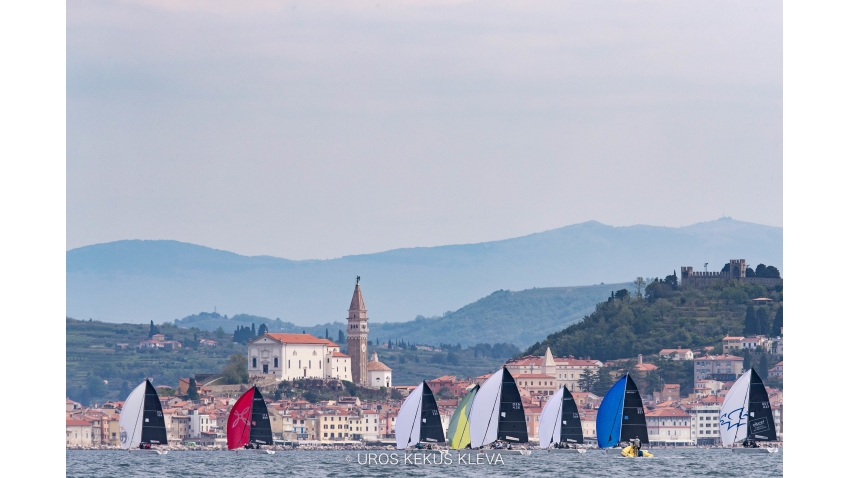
(511, 403, 521, 410)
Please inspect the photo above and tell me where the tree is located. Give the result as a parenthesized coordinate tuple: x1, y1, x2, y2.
(743, 306, 758, 335)
(615, 289, 630, 300)
(633, 277, 646, 298)
(447, 351, 459, 365)
(338, 330, 345, 344)
(187, 377, 199, 401)
(214, 326, 226, 340)
(87, 375, 107, 400)
(742, 349, 752, 370)
(591, 367, 615, 396)
(148, 320, 160, 338)
(326, 328, 329, 339)
(756, 308, 770, 336)
(746, 267, 756, 277)
(663, 273, 678, 290)
(578, 369, 596, 392)
(257, 323, 268, 336)
(758, 354, 769, 378)
(771, 306, 783, 336)
(220, 354, 249, 384)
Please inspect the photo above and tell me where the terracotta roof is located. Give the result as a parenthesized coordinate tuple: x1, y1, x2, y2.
(318, 338, 340, 347)
(263, 333, 331, 345)
(332, 352, 349, 358)
(659, 348, 691, 354)
(66, 419, 91, 426)
(366, 361, 391, 371)
(645, 408, 690, 418)
(633, 364, 658, 371)
(722, 336, 745, 340)
(701, 354, 744, 361)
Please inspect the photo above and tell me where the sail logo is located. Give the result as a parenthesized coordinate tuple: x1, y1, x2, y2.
(231, 408, 250, 427)
(720, 407, 747, 431)
(119, 428, 128, 445)
(750, 417, 770, 433)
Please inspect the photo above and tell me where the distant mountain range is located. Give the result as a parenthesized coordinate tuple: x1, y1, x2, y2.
(67, 218, 782, 327)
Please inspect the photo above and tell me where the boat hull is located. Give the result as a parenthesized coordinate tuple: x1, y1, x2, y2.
(547, 448, 587, 454)
(731, 447, 779, 454)
(128, 449, 167, 455)
(474, 449, 531, 455)
(234, 449, 275, 454)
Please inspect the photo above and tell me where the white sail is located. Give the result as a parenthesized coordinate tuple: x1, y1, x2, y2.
(469, 368, 504, 449)
(719, 369, 751, 446)
(538, 386, 564, 449)
(395, 382, 424, 449)
(118, 381, 147, 449)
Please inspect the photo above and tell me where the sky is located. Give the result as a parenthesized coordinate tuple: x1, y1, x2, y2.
(67, 0, 782, 260)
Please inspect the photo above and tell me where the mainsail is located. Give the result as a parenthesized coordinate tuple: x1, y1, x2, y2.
(538, 386, 584, 448)
(447, 384, 479, 450)
(720, 369, 777, 445)
(119, 380, 168, 449)
(228, 386, 274, 450)
(395, 381, 445, 449)
(469, 368, 528, 448)
(596, 374, 647, 448)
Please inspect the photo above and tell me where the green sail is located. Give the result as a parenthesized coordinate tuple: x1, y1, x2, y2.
(447, 384, 479, 450)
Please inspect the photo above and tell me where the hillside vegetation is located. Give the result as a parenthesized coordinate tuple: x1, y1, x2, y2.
(525, 278, 782, 362)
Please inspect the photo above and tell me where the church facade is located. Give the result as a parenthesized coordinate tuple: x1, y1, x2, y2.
(247, 333, 351, 382)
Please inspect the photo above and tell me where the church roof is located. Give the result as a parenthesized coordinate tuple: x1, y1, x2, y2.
(367, 361, 392, 371)
(262, 333, 329, 345)
(349, 284, 366, 311)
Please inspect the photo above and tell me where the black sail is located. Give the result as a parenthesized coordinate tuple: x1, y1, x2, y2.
(249, 387, 274, 446)
(419, 382, 446, 443)
(560, 387, 584, 444)
(140, 380, 168, 445)
(746, 370, 777, 441)
(619, 374, 648, 445)
(497, 368, 528, 443)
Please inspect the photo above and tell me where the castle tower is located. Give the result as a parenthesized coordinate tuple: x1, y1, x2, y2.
(346, 278, 369, 387)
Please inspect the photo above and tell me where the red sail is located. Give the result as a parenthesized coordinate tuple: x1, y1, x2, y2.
(227, 387, 255, 450)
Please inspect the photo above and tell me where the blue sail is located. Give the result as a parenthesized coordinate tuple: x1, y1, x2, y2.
(596, 376, 627, 448)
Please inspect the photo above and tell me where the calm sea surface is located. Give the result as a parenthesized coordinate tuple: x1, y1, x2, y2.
(66, 449, 782, 477)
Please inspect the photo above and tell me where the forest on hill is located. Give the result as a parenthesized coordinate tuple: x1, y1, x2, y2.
(524, 275, 782, 361)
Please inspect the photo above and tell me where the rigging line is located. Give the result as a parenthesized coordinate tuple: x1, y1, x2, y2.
(549, 391, 563, 447)
(480, 374, 502, 447)
(405, 384, 423, 447)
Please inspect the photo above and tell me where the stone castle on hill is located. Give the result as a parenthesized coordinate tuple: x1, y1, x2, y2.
(680, 259, 782, 289)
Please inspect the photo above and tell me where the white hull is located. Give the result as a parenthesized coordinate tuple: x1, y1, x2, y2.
(128, 449, 167, 455)
(475, 449, 531, 455)
(234, 449, 275, 454)
(547, 448, 587, 454)
(731, 447, 779, 454)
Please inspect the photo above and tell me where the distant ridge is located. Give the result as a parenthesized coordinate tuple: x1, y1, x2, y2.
(67, 218, 782, 325)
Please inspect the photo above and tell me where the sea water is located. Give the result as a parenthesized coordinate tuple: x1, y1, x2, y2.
(66, 449, 782, 477)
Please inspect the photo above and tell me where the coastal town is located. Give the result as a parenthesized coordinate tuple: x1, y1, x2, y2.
(67, 279, 783, 450)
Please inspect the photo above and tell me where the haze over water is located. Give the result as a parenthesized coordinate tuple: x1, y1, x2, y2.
(66, 449, 782, 477)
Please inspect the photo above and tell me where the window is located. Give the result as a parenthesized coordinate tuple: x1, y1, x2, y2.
(252, 358, 257, 368)
(274, 358, 278, 368)
(288, 360, 291, 368)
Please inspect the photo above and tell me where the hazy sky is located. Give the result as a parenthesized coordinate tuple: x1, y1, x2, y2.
(67, 0, 782, 260)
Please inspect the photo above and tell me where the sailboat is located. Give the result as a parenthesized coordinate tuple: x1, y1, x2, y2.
(467, 368, 531, 455)
(596, 373, 652, 457)
(720, 369, 779, 454)
(538, 385, 586, 453)
(119, 379, 168, 454)
(396, 381, 445, 451)
(446, 384, 479, 450)
(227, 386, 276, 454)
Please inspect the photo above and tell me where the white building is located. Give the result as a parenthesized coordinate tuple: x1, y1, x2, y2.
(505, 347, 602, 392)
(658, 348, 694, 361)
(366, 351, 392, 388)
(693, 355, 744, 381)
(646, 408, 693, 446)
(686, 404, 722, 445)
(361, 410, 381, 442)
(247, 333, 351, 381)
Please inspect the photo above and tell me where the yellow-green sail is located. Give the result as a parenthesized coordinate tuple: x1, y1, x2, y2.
(447, 384, 479, 450)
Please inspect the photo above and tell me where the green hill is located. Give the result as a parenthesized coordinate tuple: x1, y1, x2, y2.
(524, 279, 783, 361)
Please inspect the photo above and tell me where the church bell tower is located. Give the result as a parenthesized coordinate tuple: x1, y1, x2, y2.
(346, 277, 369, 387)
